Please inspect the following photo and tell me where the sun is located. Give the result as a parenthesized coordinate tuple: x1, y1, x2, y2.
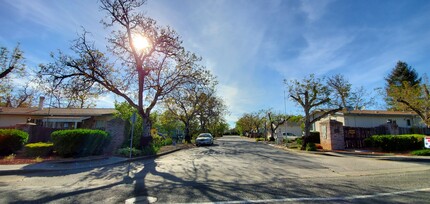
(132, 35, 150, 51)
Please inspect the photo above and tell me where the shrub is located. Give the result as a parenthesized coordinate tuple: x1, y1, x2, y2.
(306, 143, 317, 151)
(296, 138, 303, 146)
(142, 144, 159, 156)
(3, 153, 16, 161)
(117, 147, 142, 157)
(51, 129, 110, 157)
(410, 149, 430, 156)
(255, 138, 265, 142)
(0, 129, 29, 155)
(364, 134, 424, 152)
(25, 142, 54, 157)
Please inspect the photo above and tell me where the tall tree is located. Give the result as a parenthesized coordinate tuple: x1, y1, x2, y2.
(38, 0, 204, 147)
(0, 44, 24, 79)
(37, 78, 100, 108)
(327, 74, 351, 109)
(285, 74, 342, 150)
(385, 61, 421, 110)
(196, 92, 228, 134)
(388, 74, 430, 127)
(164, 70, 215, 143)
(235, 113, 254, 136)
(0, 44, 39, 108)
(349, 86, 376, 110)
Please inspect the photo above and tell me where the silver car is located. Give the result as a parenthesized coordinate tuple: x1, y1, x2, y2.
(195, 133, 214, 146)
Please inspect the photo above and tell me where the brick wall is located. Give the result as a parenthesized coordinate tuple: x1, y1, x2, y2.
(104, 118, 126, 155)
(320, 120, 345, 150)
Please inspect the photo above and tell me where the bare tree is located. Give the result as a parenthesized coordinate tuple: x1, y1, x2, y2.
(285, 74, 342, 149)
(349, 86, 376, 110)
(0, 44, 24, 79)
(37, 78, 99, 108)
(0, 44, 40, 107)
(38, 0, 205, 147)
(267, 111, 287, 141)
(327, 74, 351, 108)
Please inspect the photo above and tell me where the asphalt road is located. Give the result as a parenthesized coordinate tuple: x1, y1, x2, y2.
(1, 135, 430, 203)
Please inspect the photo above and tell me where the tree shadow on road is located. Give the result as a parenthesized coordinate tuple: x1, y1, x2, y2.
(5, 139, 427, 203)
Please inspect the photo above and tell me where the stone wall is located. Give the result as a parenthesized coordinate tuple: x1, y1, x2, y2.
(320, 120, 345, 150)
(104, 118, 126, 155)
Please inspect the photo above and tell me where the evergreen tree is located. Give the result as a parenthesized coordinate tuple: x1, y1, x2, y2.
(385, 61, 421, 110)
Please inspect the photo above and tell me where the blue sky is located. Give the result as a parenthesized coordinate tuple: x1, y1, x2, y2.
(1, 0, 430, 126)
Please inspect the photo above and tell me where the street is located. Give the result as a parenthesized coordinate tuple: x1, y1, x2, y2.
(1, 135, 430, 203)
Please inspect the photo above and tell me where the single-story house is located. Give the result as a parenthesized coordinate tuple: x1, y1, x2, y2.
(267, 121, 302, 141)
(0, 98, 125, 154)
(313, 109, 427, 132)
(0, 106, 118, 130)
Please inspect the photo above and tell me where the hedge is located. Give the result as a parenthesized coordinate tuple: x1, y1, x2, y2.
(117, 147, 142, 157)
(51, 129, 110, 157)
(0, 129, 29, 155)
(25, 142, 54, 157)
(364, 134, 425, 152)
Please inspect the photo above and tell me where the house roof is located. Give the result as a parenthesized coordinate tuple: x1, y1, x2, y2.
(0, 107, 117, 117)
(340, 110, 418, 117)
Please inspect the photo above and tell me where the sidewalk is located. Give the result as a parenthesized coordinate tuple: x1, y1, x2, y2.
(0, 145, 188, 175)
(267, 143, 430, 162)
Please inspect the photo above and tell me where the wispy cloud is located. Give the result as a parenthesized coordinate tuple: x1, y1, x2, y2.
(299, 0, 335, 22)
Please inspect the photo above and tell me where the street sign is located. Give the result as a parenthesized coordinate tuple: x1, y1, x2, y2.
(425, 137, 430, 149)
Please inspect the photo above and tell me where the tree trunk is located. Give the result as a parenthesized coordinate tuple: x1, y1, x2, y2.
(184, 122, 191, 143)
(301, 121, 311, 150)
(269, 127, 275, 141)
(140, 113, 153, 148)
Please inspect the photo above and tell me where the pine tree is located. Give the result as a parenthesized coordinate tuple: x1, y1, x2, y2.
(385, 61, 421, 110)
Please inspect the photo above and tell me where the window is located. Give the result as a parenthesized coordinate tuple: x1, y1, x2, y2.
(95, 120, 106, 130)
(406, 119, 411, 126)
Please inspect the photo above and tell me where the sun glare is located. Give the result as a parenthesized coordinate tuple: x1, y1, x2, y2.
(132, 35, 150, 51)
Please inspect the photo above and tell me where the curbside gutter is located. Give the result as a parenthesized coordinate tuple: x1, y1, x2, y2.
(0, 146, 186, 176)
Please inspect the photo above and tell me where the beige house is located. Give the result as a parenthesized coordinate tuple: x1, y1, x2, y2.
(0, 107, 117, 130)
(0, 105, 125, 154)
(313, 110, 426, 132)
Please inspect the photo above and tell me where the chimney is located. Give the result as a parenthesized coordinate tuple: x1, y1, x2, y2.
(38, 96, 45, 110)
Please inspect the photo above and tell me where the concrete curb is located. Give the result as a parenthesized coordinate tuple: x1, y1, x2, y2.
(0, 147, 185, 176)
(267, 143, 430, 162)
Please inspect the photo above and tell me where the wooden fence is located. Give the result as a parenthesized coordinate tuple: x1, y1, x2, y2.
(343, 126, 430, 149)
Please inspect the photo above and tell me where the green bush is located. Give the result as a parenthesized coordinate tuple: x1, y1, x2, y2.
(410, 149, 430, 156)
(152, 135, 173, 147)
(51, 129, 110, 157)
(306, 143, 317, 151)
(0, 129, 29, 155)
(117, 147, 142, 157)
(25, 142, 53, 157)
(142, 144, 160, 156)
(364, 134, 424, 152)
(296, 138, 303, 146)
(255, 138, 265, 142)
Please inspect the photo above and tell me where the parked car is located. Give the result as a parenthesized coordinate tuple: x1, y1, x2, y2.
(195, 133, 214, 146)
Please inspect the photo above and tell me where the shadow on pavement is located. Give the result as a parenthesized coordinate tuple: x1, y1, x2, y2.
(4, 137, 427, 203)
